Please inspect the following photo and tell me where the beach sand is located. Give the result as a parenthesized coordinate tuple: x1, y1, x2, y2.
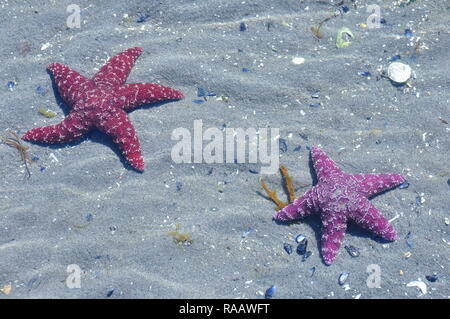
(0, 0, 448, 298)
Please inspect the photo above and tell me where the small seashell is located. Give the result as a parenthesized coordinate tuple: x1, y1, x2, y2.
(309, 103, 321, 108)
(279, 139, 288, 153)
(344, 245, 360, 257)
(311, 91, 320, 99)
(242, 227, 254, 238)
(265, 285, 276, 299)
(399, 181, 410, 189)
(387, 62, 412, 83)
(338, 272, 349, 285)
(302, 251, 312, 261)
(404, 29, 413, 37)
(197, 87, 205, 97)
(389, 55, 401, 62)
(295, 234, 306, 244)
(292, 57, 305, 65)
(405, 232, 413, 248)
(283, 243, 293, 255)
(296, 240, 308, 255)
(6, 81, 16, 89)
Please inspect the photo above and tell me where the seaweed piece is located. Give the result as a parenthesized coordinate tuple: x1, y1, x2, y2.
(260, 178, 288, 211)
(311, 11, 340, 39)
(280, 165, 296, 204)
(260, 165, 308, 210)
(1, 130, 34, 178)
(38, 108, 57, 118)
(168, 224, 193, 246)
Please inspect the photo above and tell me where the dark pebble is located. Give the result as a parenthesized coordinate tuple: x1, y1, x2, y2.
(106, 289, 114, 297)
(309, 103, 321, 108)
(239, 22, 247, 31)
(293, 145, 301, 152)
(425, 274, 438, 282)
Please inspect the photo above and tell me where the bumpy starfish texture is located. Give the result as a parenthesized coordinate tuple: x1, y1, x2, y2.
(22, 47, 184, 171)
(274, 146, 405, 265)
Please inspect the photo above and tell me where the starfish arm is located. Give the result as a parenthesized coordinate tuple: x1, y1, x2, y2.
(351, 173, 405, 197)
(113, 83, 184, 111)
(48, 63, 92, 106)
(311, 146, 344, 183)
(273, 188, 316, 221)
(320, 212, 348, 265)
(22, 112, 90, 143)
(92, 47, 144, 88)
(348, 197, 396, 241)
(96, 108, 145, 171)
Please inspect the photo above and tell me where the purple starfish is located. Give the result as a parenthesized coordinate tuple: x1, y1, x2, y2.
(274, 146, 405, 265)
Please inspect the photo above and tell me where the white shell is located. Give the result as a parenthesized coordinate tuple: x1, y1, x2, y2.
(387, 62, 412, 83)
(406, 280, 427, 295)
(292, 57, 305, 65)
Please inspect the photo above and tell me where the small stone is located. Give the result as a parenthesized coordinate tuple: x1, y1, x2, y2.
(387, 62, 412, 83)
(425, 274, 438, 282)
(239, 22, 247, 32)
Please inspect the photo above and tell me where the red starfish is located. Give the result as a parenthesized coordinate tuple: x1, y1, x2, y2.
(274, 147, 405, 265)
(22, 47, 184, 171)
